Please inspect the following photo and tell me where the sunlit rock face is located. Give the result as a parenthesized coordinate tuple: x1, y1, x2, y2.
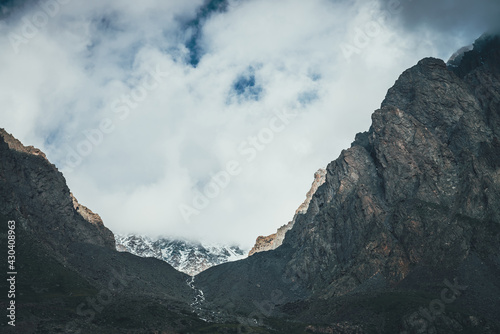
(248, 168, 326, 256)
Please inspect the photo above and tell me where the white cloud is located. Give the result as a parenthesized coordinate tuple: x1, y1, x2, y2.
(0, 0, 496, 249)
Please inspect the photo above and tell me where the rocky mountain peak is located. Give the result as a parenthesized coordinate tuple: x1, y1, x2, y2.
(281, 37, 500, 296)
(248, 168, 326, 256)
(70, 192, 106, 227)
(0, 128, 115, 253)
(115, 234, 247, 276)
(195, 35, 500, 333)
(447, 33, 500, 78)
(0, 128, 48, 161)
(295, 168, 327, 215)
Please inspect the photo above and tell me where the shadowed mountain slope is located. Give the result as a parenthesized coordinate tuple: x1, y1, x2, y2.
(0, 129, 203, 333)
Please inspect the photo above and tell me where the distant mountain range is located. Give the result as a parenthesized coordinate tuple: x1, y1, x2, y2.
(115, 235, 247, 276)
(116, 167, 327, 275)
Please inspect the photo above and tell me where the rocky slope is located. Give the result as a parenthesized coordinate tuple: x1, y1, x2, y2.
(248, 168, 326, 256)
(116, 235, 247, 276)
(195, 34, 500, 333)
(0, 128, 116, 253)
(0, 129, 207, 333)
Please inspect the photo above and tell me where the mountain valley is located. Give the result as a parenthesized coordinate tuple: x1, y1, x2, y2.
(1, 34, 499, 333)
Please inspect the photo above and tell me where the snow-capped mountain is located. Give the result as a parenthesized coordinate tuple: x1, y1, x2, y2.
(115, 235, 247, 276)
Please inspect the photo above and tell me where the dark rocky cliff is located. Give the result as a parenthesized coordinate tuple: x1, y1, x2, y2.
(0, 128, 116, 255)
(0, 129, 202, 333)
(196, 35, 500, 333)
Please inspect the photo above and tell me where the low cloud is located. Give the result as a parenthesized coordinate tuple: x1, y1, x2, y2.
(0, 0, 498, 248)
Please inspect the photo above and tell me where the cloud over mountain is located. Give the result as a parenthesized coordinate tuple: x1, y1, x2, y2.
(0, 0, 498, 247)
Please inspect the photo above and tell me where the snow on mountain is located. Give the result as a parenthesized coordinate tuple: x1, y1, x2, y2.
(115, 234, 247, 276)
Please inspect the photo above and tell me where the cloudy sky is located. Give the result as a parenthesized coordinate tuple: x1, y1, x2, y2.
(1, 0, 499, 249)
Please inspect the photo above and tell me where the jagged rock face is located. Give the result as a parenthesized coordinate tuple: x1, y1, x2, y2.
(248, 168, 326, 256)
(196, 35, 500, 331)
(70, 192, 106, 227)
(284, 35, 500, 296)
(0, 128, 49, 160)
(116, 235, 162, 259)
(0, 128, 115, 254)
(295, 168, 327, 215)
(248, 231, 283, 256)
(116, 235, 247, 276)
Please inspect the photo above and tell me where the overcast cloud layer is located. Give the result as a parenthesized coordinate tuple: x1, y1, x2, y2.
(1, 0, 499, 249)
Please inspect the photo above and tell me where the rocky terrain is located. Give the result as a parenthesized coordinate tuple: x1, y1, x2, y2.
(115, 235, 247, 276)
(249, 168, 326, 256)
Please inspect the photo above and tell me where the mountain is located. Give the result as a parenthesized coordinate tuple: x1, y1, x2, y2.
(248, 168, 326, 256)
(194, 34, 500, 333)
(115, 235, 247, 276)
(0, 128, 115, 253)
(0, 129, 210, 333)
(1, 33, 499, 334)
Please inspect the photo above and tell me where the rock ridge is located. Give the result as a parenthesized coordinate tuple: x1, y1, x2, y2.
(248, 168, 326, 256)
(0, 128, 115, 253)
